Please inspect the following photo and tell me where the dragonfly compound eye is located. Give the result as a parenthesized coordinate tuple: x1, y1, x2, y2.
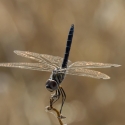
(46, 79, 58, 92)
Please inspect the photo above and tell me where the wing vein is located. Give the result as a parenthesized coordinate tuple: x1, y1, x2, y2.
(0, 63, 55, 72)
(66, 67, 110, 79)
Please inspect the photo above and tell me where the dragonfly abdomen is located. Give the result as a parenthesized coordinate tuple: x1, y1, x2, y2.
(62, 24, 74, 68)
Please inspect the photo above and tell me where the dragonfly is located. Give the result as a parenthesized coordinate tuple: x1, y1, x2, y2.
(0, 24, 121, 114)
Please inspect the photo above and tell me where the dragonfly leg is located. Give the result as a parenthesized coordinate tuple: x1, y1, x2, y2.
(50, 89, 61, 107)
(59, 86, 66, 114)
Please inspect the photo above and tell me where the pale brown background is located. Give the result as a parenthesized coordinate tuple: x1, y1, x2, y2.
(0, 0, 124, 125)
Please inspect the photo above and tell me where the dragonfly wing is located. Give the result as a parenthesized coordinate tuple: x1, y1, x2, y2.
(14, 50, 72, 67)
(69, 61, 121, 68)
(40, 54, 72, 67)
(0, 63, 55, 72)
(66, 67, 110, 79)
(14, 50, 46, 63)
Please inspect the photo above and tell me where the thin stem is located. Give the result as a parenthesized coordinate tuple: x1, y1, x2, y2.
(51, 107, 63, 125)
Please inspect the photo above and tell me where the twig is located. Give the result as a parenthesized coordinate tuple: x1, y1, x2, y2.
(51, 107, 63, 125)
(45, 98, 66, 125)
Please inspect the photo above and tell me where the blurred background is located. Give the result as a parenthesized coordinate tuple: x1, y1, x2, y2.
(0, 0, 124, 125)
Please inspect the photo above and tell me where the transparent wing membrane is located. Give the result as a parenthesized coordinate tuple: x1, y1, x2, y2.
(0, 50, 120, 80)
(66, 67, 110, 79)
(0, 63, 54, 72)
(14, 50, 71, 67)
(14, 50, 46, 63)
(40, 54, 72, 67)
(69, 61, 121, 68)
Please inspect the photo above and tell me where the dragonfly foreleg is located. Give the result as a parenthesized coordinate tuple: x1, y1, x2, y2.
(50, 89, 61, 107)
(59, 86, 66, 114)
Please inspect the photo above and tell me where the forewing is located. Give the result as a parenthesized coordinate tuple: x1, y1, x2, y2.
(14, 50, 72, 67)
(66, 67, 110, 79)
(14, 50, 47, 63)
(69, 61, 121, 68)
(40, 54, 72, 67)
(0, 63, 54, 72)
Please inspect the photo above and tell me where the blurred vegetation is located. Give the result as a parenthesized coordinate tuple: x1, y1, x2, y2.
(0, 0, 124, 125)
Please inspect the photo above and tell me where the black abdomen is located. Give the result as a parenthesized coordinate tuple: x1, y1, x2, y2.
(62, 24, 74, 68)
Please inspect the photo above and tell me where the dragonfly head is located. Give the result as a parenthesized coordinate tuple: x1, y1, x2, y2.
(45, 79, 58, 92)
